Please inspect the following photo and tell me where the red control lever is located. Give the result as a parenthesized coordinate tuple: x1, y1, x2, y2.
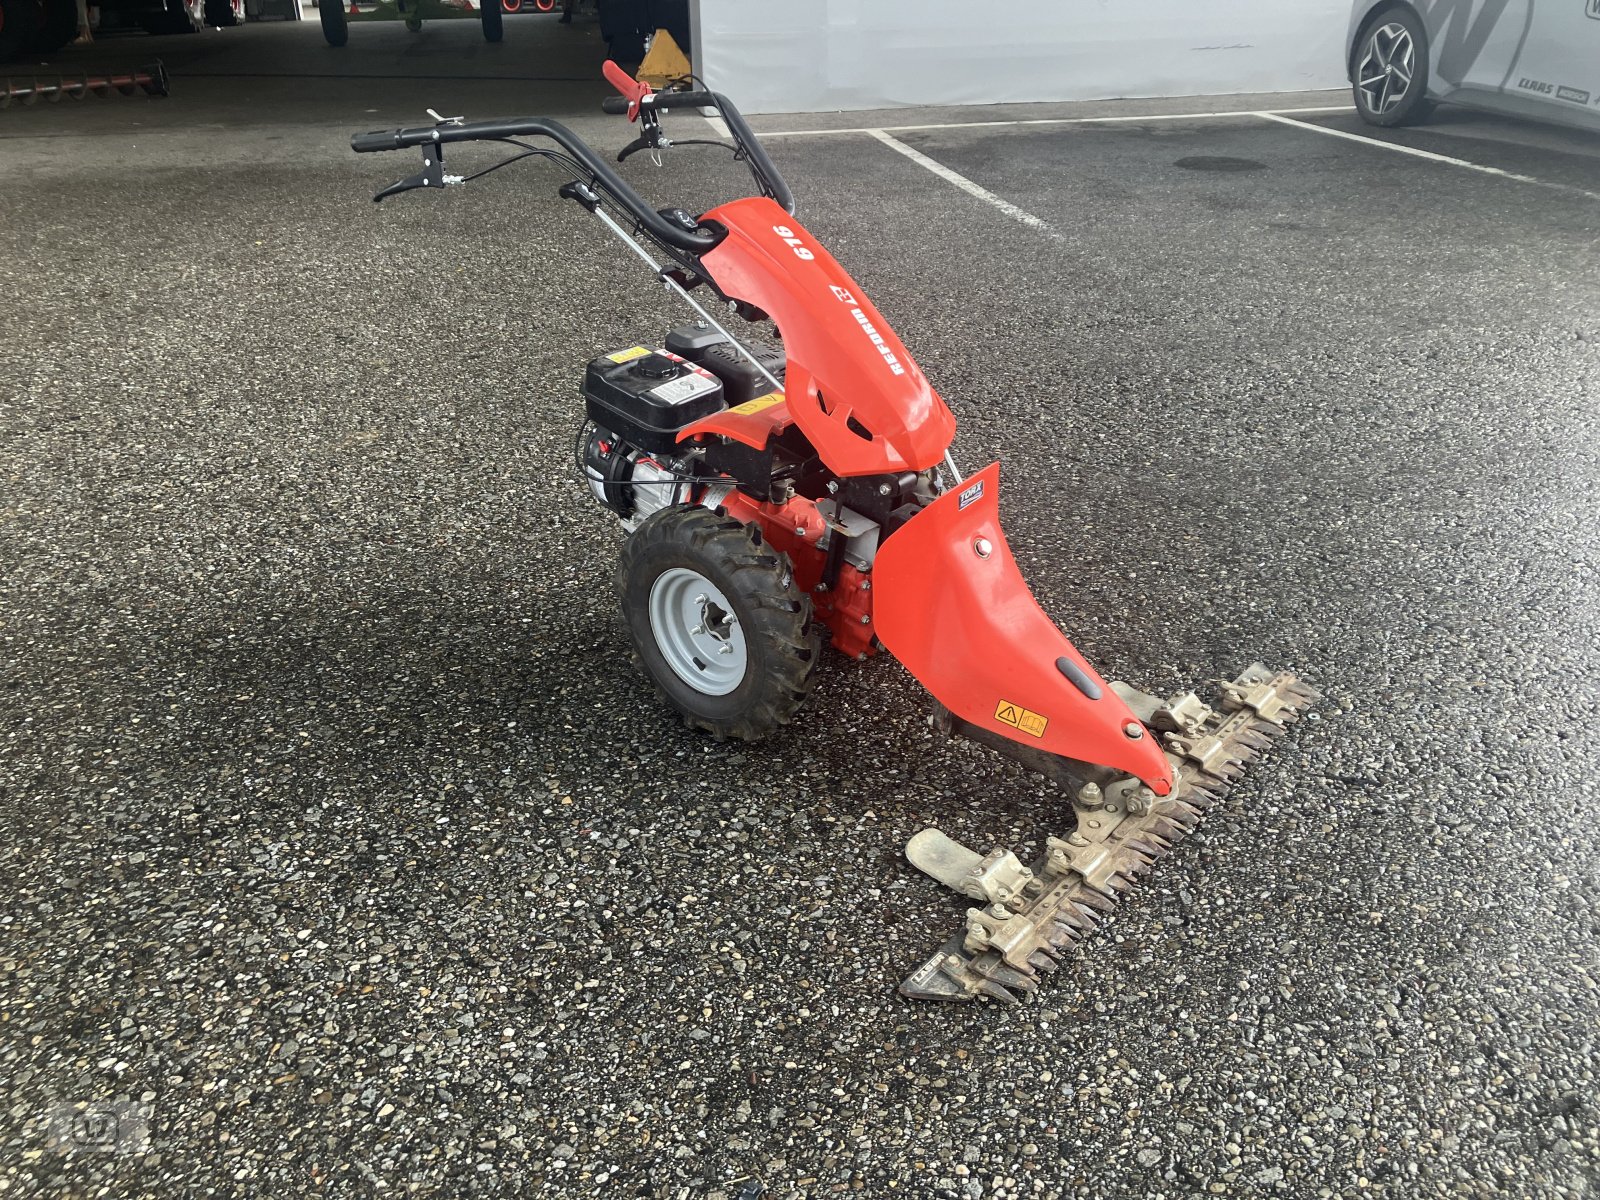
(602, 60, 652, 123)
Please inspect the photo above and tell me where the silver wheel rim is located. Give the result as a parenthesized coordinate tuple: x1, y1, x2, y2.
(648, 568, 747, 696)
(1357, 22, 1416, 115)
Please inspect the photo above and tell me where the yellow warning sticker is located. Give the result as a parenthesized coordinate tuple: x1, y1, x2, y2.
(728, 391, 786, 417)
(607, 345, 652, 364)
(995, 700, 1049, 738)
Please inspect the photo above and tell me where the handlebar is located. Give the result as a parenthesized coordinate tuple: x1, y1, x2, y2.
(351, 116, 722, 253)
(351, 87, 792, 257)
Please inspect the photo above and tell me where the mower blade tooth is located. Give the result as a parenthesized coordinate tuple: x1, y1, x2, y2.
(1078, 890, 1118, 913)
(1154, 816, 1189, 838)
(1070, 900, 1105, 924)
(1046, 922, 1082, 948)
(1029, 949, 1061, 973)
(1058, 906, 1096, 932)
(976, 964, 1038, 996)
(1051, 905, 1089, 930)
(976, 979, 1020, 1005)
(1036, 928, 1075, 953)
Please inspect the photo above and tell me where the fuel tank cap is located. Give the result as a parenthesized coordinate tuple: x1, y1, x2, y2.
(634, 353, 682, 380)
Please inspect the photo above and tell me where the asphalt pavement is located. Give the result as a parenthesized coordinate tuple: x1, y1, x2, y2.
(3, 17, 1599, 1200)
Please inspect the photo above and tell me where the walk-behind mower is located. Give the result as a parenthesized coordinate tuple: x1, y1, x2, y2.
(350, 66, 1318, 1003)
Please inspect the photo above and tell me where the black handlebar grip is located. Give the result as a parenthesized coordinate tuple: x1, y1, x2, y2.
(643, 90, 716, 112)
(600, 96, 629, 115)
(351, 129, 405, 153)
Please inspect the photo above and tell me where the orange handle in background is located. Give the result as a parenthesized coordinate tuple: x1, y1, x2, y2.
(602, 60, 651, 122)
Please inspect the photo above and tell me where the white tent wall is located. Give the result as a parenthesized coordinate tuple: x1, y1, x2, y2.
(691, 0, 1352, 115)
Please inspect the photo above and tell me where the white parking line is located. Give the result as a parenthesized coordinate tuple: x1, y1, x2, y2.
(842, 104, 1595, 235)
(866, 129, 1061, 240)
(763, 105, 1354, 138)
(1256, 111, 1600, 202)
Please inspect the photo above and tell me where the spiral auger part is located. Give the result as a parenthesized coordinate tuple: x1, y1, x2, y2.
(0, 61, 168, 109)
(901, 664, 1320, 1004)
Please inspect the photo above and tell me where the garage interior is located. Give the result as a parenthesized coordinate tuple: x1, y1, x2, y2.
(3, 6, 1599, 1199)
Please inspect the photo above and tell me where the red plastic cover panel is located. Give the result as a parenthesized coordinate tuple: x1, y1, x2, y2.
(872, 462, 1176, 794)
(698, 196, 957, 477)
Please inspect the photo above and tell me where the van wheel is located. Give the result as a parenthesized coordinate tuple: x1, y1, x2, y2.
(319, 0, 346, 43)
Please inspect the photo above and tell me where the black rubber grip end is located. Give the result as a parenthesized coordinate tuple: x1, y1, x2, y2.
(350, 129, 399, 153)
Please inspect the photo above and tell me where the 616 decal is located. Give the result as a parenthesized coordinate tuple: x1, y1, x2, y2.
(772, 225, 815, 261)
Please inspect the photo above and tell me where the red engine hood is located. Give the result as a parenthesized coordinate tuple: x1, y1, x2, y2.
(698, 197, 957, 477)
